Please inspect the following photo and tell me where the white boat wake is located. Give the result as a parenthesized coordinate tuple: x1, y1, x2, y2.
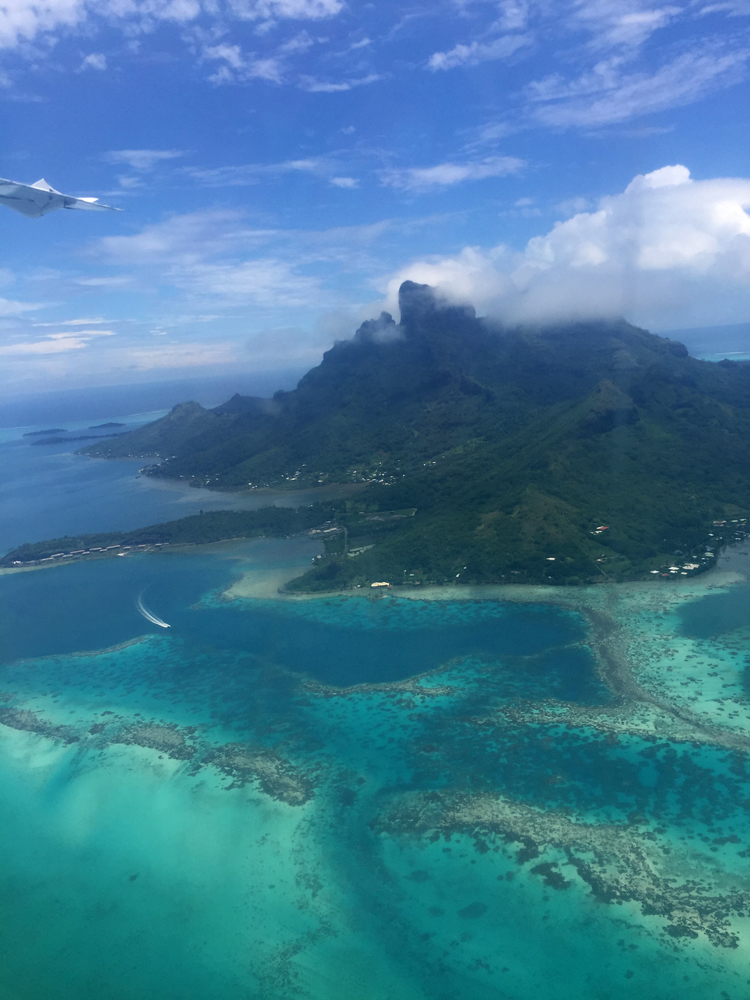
(136, 594, 171, 629)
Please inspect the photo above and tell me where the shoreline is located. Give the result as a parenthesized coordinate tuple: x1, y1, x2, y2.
(6, 526, 750, 754)
(224, 542, 750, 754)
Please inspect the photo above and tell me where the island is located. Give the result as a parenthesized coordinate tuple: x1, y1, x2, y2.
(7, 281, 750, 590)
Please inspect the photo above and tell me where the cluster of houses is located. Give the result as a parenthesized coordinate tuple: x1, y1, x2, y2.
(11, 542, 170, 567)
(649, 517, 748, 579)
(583, 516, 749, 581)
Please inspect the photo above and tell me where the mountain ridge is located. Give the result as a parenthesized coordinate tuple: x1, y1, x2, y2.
(77, 281, 750, 588)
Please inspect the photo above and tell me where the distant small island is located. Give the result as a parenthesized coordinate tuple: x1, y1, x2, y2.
(88, 422, 125, 429)
(12, 281, 750, 591)
(31, 432, 126, 446)
(23, 428, 66, 437)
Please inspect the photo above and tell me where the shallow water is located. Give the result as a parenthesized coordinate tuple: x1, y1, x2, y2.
(3, 405, 750, 998)
(1, 542, 750, 999)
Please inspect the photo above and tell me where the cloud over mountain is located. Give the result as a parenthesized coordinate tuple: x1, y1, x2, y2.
(384, 166, 750, 330)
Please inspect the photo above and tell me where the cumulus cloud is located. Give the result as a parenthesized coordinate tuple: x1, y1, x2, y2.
(382, 165, 750, 330)
(381, 156, 525, 192)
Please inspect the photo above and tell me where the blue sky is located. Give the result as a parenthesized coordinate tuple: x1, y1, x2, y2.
(1, 0, 749, 392)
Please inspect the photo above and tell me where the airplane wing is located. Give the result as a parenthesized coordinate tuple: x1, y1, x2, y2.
(0, 177, 121, 218)
(0, 177, 57, 217)
(63, 195, 122, 213)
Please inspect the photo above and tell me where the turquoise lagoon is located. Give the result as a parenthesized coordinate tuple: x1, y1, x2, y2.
(2, 540, 750, 999)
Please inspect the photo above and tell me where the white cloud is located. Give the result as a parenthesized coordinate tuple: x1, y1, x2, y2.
(47, 328, 115, 336)
(382, 165, 750, 330)
(330, 176, 358, 188)
(298, 72, 381, 92)
(494, 0, 529, 32)
(344, 37, 371, 51)
(572, 2, 681, 50)
(108, 340, 239, 369)
(428, 2, 750, 131)
(0, 326, 113, 354)
(0, 296, 40, 316)
(0, 0, 200, 51)
(79, 51, 106, 70)
(82, 211, 453, 324)
(227, 0, 342, 21)
(202, 43, 283, 83)
(556, 196, 592, 216)
(103, 149, 185, 171)
(0, 0, 341, 54)
(0, 337, 89, 355)
(88, 209, 326, 308)
(381, 156, 525, 192)
(74, 276, 133, 287)
(34, 317, 106, 325)
(528, 47, 750, 126)
(0, 0, 86, 50)
(186, 157, 327, 185)
(182, 259, 321, 305)
(427, 33, 531, 71)
(92, 209, 261, 265)
(700, 1, 750, 12)
(278, 29, 314, 53)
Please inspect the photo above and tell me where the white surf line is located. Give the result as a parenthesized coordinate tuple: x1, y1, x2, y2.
(136, 594, 171, 628)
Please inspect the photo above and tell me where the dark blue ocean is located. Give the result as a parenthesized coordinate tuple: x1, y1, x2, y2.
(0, 413, 350, 556)
(1, 400, 749, 1000)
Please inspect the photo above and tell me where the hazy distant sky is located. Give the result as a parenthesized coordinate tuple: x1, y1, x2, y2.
(1, 0, 749, 391)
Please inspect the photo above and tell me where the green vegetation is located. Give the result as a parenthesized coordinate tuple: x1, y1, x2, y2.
(40, 280, 750, 589)
(0, 505, 338, 567)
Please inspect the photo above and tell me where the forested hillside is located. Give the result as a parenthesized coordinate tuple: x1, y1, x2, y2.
(76, 281, 750, 587)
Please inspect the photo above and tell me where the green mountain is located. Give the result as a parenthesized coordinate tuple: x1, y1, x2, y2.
(80, 281, 750, 589)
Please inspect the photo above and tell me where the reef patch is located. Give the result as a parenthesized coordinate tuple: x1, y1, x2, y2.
(372, 790, 748, 949)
